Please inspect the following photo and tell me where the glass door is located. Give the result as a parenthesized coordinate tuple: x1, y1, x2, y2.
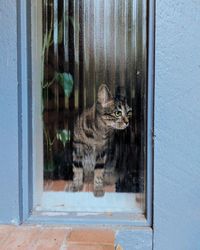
(32, 0, 147, 215)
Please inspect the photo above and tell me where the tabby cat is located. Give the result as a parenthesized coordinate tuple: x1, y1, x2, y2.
(72, 84, 132, 197)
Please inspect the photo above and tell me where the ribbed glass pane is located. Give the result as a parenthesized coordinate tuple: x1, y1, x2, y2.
(42, 0, 147, 200)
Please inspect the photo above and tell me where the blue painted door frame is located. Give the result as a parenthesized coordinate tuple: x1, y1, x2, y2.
(0, 0, 21, 224)
(0, 0, 200, 249)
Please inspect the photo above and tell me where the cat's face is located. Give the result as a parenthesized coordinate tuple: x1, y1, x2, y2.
(97, 84, 132, 130)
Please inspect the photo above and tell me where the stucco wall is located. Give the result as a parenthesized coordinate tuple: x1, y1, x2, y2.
(0, 0, 20, 223)
(154, 0, 200, 249)
(0, 0, 200, 249)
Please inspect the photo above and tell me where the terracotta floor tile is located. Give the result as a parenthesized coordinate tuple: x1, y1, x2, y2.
(1, 226, 42, 250)
(0, 226, 115, 250)
(68, 229, 115, 245)
(0, 226, 16, 244)
(102, 246, 114, 250)
(44, 180, 115, 192)
(68, 244, 114, 250)
(33, 227, 70, 250)
(51, 180, 68, 191)
(44, 180, 53, 191)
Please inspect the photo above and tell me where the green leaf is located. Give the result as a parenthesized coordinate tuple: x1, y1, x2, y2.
(56, 129, 71, 147)
(56, 72, 73, 97)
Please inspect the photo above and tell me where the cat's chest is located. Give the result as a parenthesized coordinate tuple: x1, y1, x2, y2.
(91, 135, 108, 149)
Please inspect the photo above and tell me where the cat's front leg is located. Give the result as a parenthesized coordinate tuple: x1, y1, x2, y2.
(94, 168, 105, 197)
(72, 165, 83, 192)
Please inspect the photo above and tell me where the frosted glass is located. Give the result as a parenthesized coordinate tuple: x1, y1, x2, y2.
(42, 0, 147, 198)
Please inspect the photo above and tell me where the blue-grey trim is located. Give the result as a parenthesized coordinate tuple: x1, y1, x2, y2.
(16, 0, 155, 227)
(17, 0, 23, 224)
(17, 0, 33, 223)
(0, 0, 20, 224)
(115, 229, 152, 250)
(146, 0, 155, 227)
(154, 0, 200, 249)
(26, 213, 149, 227)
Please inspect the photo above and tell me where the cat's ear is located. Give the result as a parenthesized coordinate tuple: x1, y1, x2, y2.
(97, 84, 113, 107)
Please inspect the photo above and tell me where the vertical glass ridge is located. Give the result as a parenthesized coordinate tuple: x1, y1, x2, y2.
(42, 0, 147, 201)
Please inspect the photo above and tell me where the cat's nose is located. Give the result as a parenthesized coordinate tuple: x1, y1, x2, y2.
(123, 118, 129, 125)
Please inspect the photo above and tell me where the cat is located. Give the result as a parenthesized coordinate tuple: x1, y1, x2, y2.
(72, 84, 132, 197)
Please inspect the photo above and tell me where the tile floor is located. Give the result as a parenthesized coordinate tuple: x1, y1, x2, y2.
(0, 225, 115, 250)
(44, 180, 115, 192)
(0, 181, 118, 249)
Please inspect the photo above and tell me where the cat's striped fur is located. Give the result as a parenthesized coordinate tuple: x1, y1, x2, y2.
(72, 84, 132, 197)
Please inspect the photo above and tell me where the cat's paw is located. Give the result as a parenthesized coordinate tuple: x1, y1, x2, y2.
(72, 167, 83, 192)
(71, 183, 83, 192)
(93, 187, 105, 197)
(94, 168, 105, 197)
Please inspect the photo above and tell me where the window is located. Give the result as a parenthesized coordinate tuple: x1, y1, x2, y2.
(32, 0, 148, 216)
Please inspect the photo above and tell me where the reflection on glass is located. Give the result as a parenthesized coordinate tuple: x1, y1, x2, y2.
(42, 0, 146, 197)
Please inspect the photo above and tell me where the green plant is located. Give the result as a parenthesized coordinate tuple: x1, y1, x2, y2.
(56, 129, 71, 148)
(41, 2, 74, 173)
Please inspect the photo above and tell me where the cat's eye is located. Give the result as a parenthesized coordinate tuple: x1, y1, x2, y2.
(127, 111, 132, 117)
(115, 111, 122, 117)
